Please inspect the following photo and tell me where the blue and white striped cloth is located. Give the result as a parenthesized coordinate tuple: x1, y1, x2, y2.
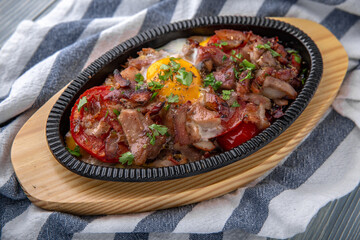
(1, 0, 360, 239)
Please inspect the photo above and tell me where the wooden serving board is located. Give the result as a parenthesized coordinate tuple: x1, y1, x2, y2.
(11, 18, 348, 215)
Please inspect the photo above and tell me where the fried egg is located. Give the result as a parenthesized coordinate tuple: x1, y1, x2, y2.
(139, 38, 204, 104)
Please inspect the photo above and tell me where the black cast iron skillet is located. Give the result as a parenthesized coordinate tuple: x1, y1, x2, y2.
(46, 16, 323, 182)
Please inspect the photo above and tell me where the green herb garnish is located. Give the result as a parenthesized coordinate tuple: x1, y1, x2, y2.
(222, 55, 228, 62)
(240, 70, 253, 82)
(241, 59, 256, 70)
(110, 87, 115, 91)
(236, 53, 243, 59)
(231, 101, 241, 107)
(148, 81, 164, 91)
(167, 93, 179, 103)
(150, 92, 158, 101)
(119, 152, 134, 165)
(231, 50, 236, 55)
(113, 109, 120, 116)
(230, 56, 237, 62)
(169, 57, 181, 72)
(135, 73, 144, 84)
(221, 90, 234, 100)
(213, 41, 228, 47)
(77, 96, 87, 112)
(147, 124, 168, 145)
(256, 41, 281, 57)
(105, 109, 109, 118)
(67, 145, 81, 157)
(176, 68, 193, 86)
(204, 72, 222, 91)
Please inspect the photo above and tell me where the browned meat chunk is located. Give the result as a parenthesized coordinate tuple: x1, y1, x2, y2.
(261, 76, 297, 100)
(173, 103, 192, 145)
(215, 29, 249, 49)
(120, 66, 140, 82)
(213, 64, 236, 89)
(119, 109, 166, 165)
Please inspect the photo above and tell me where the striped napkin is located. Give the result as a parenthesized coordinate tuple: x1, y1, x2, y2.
(1, 0, 359, 239)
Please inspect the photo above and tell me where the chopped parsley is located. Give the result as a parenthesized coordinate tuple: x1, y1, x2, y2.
(294, 54, 301, 64)
(287, 49, 298, 54)
(241, 59, 256, 70)
(213, 41, 228, 47)
(231, 50, 236, 55)
(301, 68, 308, 85)
(77, 96, 87, 112)
(113, 109, 120, 116)
(222, 55, 228, 62)
(230, 56, 237, 62)
(67, 145, 81, 157)
(236, 53, 243, 59)
(158, 57, 181, 81)
(169, 57, 181, 71)
(256, 41, 281, 57)
(150, 92, 158, 101)
(240, 70, 253, 82)
(287, 49, 301, 63)
(231, 101, 241, 107)
(119, 152, 134, 165)
(104, 109, 109, 118)
(147, 124, 168, 145)
(167, 93, 179, 103)
(110, 87, 115, 91)
(135, 73, 144, 84)
(204, 73, 222, 91)
(160, 64, 171, 70)
(221, 90, 234, 100)
(148, 81, 164, 91)
(176, 68, 193, 86)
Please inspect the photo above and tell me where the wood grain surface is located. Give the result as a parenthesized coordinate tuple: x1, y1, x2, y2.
(11, 18, 348, 215)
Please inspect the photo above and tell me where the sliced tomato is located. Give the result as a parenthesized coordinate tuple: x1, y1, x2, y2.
(216, 121, 259, 151)
(207, 35, 221, 46)
(70, 86, 129, 163)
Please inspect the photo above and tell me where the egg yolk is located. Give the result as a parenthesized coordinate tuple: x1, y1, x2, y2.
(199, 37, 210, 46)
(146, 58, 202, 104)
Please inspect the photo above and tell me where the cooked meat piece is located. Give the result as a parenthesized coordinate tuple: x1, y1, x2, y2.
(254, 66, 274, 85)
(187, 102, 223, 139)
(173, 103, 192, 145)
(120, 66, 140, 83)
(243, 102, 270, 130)
(242, 93, 271, 109)
(104, 89, 152, 108)
(274, 99, 289, 106)
(129, 90, 152, 105)
(197, 46, 230, 67)
(119, 109, 166, 165)
(215, 29, 249, 49)
(274, 68, 298, 82)
(161, 107, 175, 136)
(193, 141, 216, 151)
(203, 91, 229, 116)
(181, 38, 199, 61)
(213, 64, 236, 89)
(113, 69, 131, 88)
(83, 118, 110, 138)
(261, 76, 297, 100)
(128, 48, 165, 70)
(257, 51, 280, 68)
(188, 102, 221, 129)
(174, 143, 202, 162)
(236, 76, 251, 94)
(270, 39, 288, 65)
(104, 131, 128, 160)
